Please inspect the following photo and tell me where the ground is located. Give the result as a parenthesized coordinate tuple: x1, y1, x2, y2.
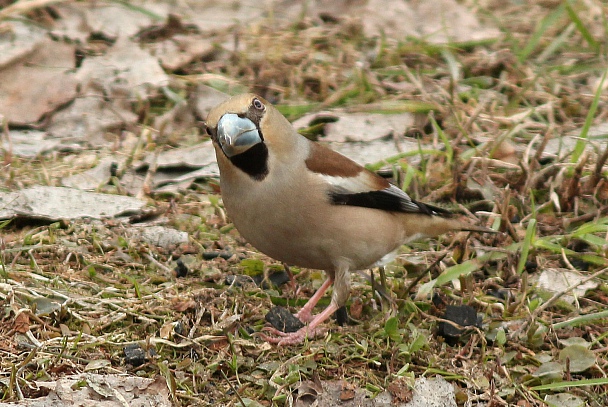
(1, 0, 608, 406)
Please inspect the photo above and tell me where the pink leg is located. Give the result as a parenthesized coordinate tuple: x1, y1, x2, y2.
(295, 277, 333, 323)
(261, 301, 339, 346)
(261, 263, 351, 346)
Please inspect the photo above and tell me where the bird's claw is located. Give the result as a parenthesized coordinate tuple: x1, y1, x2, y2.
(259, 325, 327, 345)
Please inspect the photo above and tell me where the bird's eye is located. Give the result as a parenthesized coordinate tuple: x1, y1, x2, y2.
(252, 98, 264, 111)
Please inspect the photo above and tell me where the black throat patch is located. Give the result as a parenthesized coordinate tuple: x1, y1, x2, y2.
(229, 142, 269, 181)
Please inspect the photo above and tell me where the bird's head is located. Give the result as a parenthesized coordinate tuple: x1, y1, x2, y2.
(205, 93, 298, 180)
(205, 93, 268, 158)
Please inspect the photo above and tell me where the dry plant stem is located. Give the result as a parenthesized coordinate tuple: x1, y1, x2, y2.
(510, 266, 608, 340)
(470, 157, 521, 170)
(523, 129, 552, 191)
(497, 189, 519, 242)
(26, 309, 62, 333)
(2, 118, 12, 165)
(562, 205, 608, 229)
(139, 145, 159, 200)
(449, 95, 487, 148)
(0, 0, 67, 20)
(404, 253, 448, 296)
(319, 83, 356, 109)
(187, 305, 206, 339)
(356, 269, 393, 303)
(378, 266, 388, 300)
(560, 153, 587, 212)
(521, 133, 539, 177)
(531, 99, 554, 167)
(144, 252, 173, 276)
(527, 162, 563, 191)
(401, 64, 426, 97)
(220, 370, 247, 407)
(532, 127, 552, 164)
(15, 348, 38, 400)
(588, 144, 608, 190)
(463, 96, 492, 135)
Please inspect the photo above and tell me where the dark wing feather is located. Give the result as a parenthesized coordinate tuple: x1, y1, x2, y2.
(304, 141, 452, 217)
(329, 183, 452, 217)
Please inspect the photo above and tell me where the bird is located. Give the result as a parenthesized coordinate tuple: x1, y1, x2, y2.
(205, 93, 495, 345)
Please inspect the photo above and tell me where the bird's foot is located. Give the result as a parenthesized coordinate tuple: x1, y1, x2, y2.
(259, 325, 327, 346)
(294, 308, 313, 323)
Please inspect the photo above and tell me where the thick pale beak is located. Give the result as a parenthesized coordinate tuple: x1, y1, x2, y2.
(216, 113, 261, 157)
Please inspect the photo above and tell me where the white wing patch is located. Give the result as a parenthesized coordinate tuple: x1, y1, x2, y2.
(316, 172, 428, 214)
(316, 172, 379, 194)
(316, 171, 450, 216)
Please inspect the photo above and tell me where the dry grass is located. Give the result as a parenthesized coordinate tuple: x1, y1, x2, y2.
(2, 0, 608, 406)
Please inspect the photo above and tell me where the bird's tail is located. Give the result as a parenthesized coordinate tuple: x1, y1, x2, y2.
(459, 223, 499, 234)
(416, 201, 498, 235)
(401, 214, 498, 239)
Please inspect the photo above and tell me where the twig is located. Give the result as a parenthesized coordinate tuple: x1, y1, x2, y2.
(220, 369, 246, 407)
(0, 0, 68, 20)
(588, 144, 608, 190)
(404, 252, 448, 296)
(144, 251, 173, 276)
(562, 205, 608, 229)
(510, 267, 608, 339)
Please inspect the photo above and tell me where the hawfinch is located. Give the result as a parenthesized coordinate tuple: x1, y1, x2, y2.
(205, 93, 494, 345)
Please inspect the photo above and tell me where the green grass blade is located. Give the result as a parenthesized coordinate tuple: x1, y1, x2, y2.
(277, 103, 318, 119)
(110, 0, 164, 20)
(553, 310, 608, 330)
(517, 219, 536, 274)
(399, 163, 417, 193)
(531, 377, 608, 391)
(365, 149, 445, 172)
(571, 70, 606, 163)
(430, 115, 453, 164)
(565, 0, 600, 52)
(435, 259, 482, 286)
(517, 5, 566, 63)
(349, 100, 438, 114)
(536, 23, 575, 63)
(570, 217, 608, 236)
(440, 48, 460, 83)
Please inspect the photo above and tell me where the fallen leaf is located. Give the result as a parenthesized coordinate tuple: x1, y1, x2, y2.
(13, 312, 30, 334)
(29, 374, 171, 407)
(536, 268, 599, 304)
(339, 381, 356, 401)
(559, 344, 596, 373)
(0, 37, 77, 125)
(171, 297, 196, 312)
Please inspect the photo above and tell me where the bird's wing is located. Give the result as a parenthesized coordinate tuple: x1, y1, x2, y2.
(305, 142, 451, 217)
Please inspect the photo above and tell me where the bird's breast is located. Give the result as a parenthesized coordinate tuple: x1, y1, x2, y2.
(220, 170, 407, 272)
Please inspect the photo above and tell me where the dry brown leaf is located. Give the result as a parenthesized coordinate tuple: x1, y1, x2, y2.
(0, 37, 77, 125)
(387, 376, 413, 404)
(13, 311, 30, 334)
(171, 297, 196, 312)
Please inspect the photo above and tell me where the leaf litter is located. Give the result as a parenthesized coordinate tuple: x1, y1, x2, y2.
(1, 0, 608, 406)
